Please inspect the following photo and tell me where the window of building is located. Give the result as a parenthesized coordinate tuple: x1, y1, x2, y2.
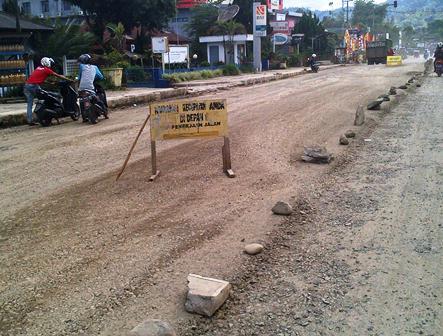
(21, 2, 31, 15)
(62, 0, 71, 11)
(41, 0, 49, 13)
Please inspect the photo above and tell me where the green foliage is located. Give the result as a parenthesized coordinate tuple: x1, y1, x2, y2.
(222, 64, 240, 76)
(126, 66, 147, 82)
(186, 4, 219, 38)
(293, 11, 328, 54)
(98, 77, 116, 90)
(232, 0, 253, 32)
(106, 22, 126, 51)
(390, 0, 443, 29)
(288, 54, 301, 67)
(37, 19, 95, 62)
(114, 60, 130, 69)
(67, 0, 175, 41)
(162, 69, 223, 83)
(104, 49, 125, 67)
(239, 63, 254, 73)
(199, 61, 211, 67)
(2, 0, 19, 15)
(352, 0, 388, 30)
(428, 19, 443, 40)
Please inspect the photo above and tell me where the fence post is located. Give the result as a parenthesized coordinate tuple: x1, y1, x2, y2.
(62, 55, 67, 76)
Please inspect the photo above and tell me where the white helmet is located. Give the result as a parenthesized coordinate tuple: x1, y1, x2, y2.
(312, 53, 317, 58)
(41, 57, 54, 67)
(438, 42, 443, 48)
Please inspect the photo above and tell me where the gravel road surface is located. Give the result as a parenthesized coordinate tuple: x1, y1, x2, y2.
(1, 60, 438, 336)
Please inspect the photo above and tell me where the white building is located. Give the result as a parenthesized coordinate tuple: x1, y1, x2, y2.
(199, 34, 254, 65)
(16, 0, 81, 18)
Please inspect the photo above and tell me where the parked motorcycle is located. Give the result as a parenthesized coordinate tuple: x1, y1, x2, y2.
(435, 59, 443, 77)
(34, 81, 80, 127)
(78, 83, 109, 124)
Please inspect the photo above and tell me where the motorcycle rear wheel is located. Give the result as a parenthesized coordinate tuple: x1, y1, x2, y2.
(71, 104, 81, 121)
(88, 107, 98, 124)
(38, 117, 52, 127)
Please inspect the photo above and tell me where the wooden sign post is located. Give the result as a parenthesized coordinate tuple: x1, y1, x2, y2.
(149, 98, 234, 181)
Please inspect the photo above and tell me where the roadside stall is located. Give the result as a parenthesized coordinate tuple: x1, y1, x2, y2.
(0, 12, 53, 99)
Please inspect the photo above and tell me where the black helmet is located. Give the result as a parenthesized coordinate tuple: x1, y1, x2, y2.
(78, 54, 91, 64)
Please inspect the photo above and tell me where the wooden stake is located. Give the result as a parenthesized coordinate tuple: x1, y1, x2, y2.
(115, 114, 151, 181)
(149, 140, 160, 181)
(222, 136, 235, 178)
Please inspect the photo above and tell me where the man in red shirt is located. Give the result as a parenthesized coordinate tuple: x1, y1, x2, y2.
(24, 57, 71, 125)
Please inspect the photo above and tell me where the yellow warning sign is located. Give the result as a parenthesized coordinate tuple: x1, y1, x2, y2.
(150, 99, 228, 141)
(387, 56, 402, 66)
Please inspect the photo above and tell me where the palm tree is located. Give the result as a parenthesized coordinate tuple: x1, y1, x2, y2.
(210, 21, 246, 64)
(42, 19, 96, 61)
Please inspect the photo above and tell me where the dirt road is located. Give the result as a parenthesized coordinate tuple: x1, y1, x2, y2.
(0, 61, 435, 336)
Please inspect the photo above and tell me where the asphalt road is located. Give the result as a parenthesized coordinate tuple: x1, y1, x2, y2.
(0, 60, 432, 336)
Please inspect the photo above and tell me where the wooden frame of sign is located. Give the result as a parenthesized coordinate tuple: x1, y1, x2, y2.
(149, 99, 235, 181)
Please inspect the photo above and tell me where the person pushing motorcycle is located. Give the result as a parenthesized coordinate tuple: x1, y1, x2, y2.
(77, 54, 107, 122)
(24, 57, 71, 126)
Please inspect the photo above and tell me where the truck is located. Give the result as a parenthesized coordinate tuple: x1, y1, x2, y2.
(366, 39, 393, 65)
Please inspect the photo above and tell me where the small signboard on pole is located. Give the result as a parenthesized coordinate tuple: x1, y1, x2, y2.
(152, 37, 169, 54)
(162, 45, 190, 68)
(254, 5, 267, 37)
(148, 99, 234, 180)
(387, 56, 402, 66)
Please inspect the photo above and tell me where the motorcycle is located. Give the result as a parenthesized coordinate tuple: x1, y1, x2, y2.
(78, 83, 109, 124)
(311, 62, 320, 73)
(34, 81, 80, 127)
(435, 59, 443, 77)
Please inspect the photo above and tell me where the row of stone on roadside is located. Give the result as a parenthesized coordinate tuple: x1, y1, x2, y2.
(128, 200, 298, 335)
(128, 72, 428, 335)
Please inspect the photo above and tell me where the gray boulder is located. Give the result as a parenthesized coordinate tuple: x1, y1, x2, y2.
(272, 201, 293, 215)
(339, 135, 350, 145)
(344, 130, 356, 138)
(244, 243, 264, 255)
(354, 105, 365, 125)
(302, 145, 333, 164)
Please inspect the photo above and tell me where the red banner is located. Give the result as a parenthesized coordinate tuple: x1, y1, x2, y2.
(177, 0, 207, 9)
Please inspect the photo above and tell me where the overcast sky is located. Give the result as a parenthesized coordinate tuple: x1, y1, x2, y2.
(284, 0, 385, 11)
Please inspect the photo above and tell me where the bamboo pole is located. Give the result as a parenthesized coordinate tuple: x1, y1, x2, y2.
(115, 114, 151, 181)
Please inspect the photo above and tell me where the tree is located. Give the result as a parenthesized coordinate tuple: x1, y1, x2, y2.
(106, 22, 126, 51)
(186, 3, 219, 60)
(36, 19, 96, 63)
(293, 12, 327, 54)
(68, 0, 175, 38)
(427, 19, 443, 40)
(232, 0, 255, 33)
(352, 0, 388, 32)
(209, 20, 246, 64)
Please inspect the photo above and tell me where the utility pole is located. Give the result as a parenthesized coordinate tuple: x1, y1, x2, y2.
(253, 2, 264, 72)
(342, 0, 353, 27)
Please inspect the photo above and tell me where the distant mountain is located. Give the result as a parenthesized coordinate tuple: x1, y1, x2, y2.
(286, 0, 443, 29)
(388, 0, 443, 28)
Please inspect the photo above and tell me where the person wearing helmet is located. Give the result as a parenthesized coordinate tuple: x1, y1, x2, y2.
(308, 53, 318, 70)
(24, 57, 71, 126)
(434, 42, 443, 72)
(77, 54, 106, 122)
(77, 54, 104, 92)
